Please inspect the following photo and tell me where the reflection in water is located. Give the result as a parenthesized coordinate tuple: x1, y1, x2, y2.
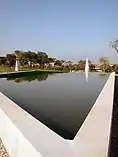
(6, 73, 48, 83)
(0, 73, 109, 140)
(98, 73, 107, 77)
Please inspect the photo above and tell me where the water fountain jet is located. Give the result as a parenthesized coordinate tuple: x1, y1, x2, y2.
(85, 58, 89, 82)
(15, 60, 18, 72)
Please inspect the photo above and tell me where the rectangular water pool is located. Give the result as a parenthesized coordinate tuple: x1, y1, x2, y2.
(0, 72, 109, 140)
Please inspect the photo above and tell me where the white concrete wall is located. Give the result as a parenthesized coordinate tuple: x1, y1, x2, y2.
(72, 72, 115, 157)
(0, 92, 69, 157)
(0, 96, 43, 157)
(0, 72, 115, 157)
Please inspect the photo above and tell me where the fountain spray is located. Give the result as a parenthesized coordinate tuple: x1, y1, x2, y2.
(85, 58, 89, 82)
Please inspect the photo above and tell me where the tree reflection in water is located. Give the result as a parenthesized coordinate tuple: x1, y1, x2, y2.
(6, 73, 48, 83)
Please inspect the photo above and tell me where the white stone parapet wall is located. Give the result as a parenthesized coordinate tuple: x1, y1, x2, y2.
(0, 72, 115, 157)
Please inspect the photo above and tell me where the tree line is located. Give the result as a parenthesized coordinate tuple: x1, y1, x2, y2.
(0, 50, 118, 72)
(0, 50, 55, 67)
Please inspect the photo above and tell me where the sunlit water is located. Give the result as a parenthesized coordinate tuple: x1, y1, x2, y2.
(0, 72, 109, 139)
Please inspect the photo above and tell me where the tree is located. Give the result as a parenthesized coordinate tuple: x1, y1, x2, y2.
(13, 50, 49, 67)
(37, 51, 48, 67)
(54, 60, 62, 66)
(78, 60, 92, 70)
(14, 50, 21, 58)
(110, 39, 118, 52)
(47, 57, 56, 63)
(112, 64, 118, 73)
(14, 50, 27, 66)
(99, 57, 109, 72)
(105, 65, 112, 72)
(89, 64, 96, 71)
(67, 61, 72, 65)
(0, 57, 6, 65)
(78, 60, 85, 70)
(6, 54, 16, 66)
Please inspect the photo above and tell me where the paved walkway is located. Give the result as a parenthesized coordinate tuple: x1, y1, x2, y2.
(0, 139, 9, 157)
(108, 76, 118, 157)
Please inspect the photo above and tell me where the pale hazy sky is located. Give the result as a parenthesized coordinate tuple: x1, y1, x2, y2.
(0, 0, 118, 63)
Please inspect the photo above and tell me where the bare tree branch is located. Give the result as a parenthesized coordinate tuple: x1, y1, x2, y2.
(110, 39, 118, 52)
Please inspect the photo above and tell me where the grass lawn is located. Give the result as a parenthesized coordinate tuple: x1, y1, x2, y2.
(0, 66, 63, 73)
(0, 66, 110, 74)
(0, 66, 14, 72)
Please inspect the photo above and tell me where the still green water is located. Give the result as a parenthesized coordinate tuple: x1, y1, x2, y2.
(0, 72, 109, 139)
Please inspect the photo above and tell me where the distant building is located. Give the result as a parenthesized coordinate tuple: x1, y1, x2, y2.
(62, 61, 77, 66)
(49, 62, 55, 67)
(96, 69, 102, 72)
(110, 64, 113, 67)
(62, 62, 69, 66)
(94, 64, 101, 71)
